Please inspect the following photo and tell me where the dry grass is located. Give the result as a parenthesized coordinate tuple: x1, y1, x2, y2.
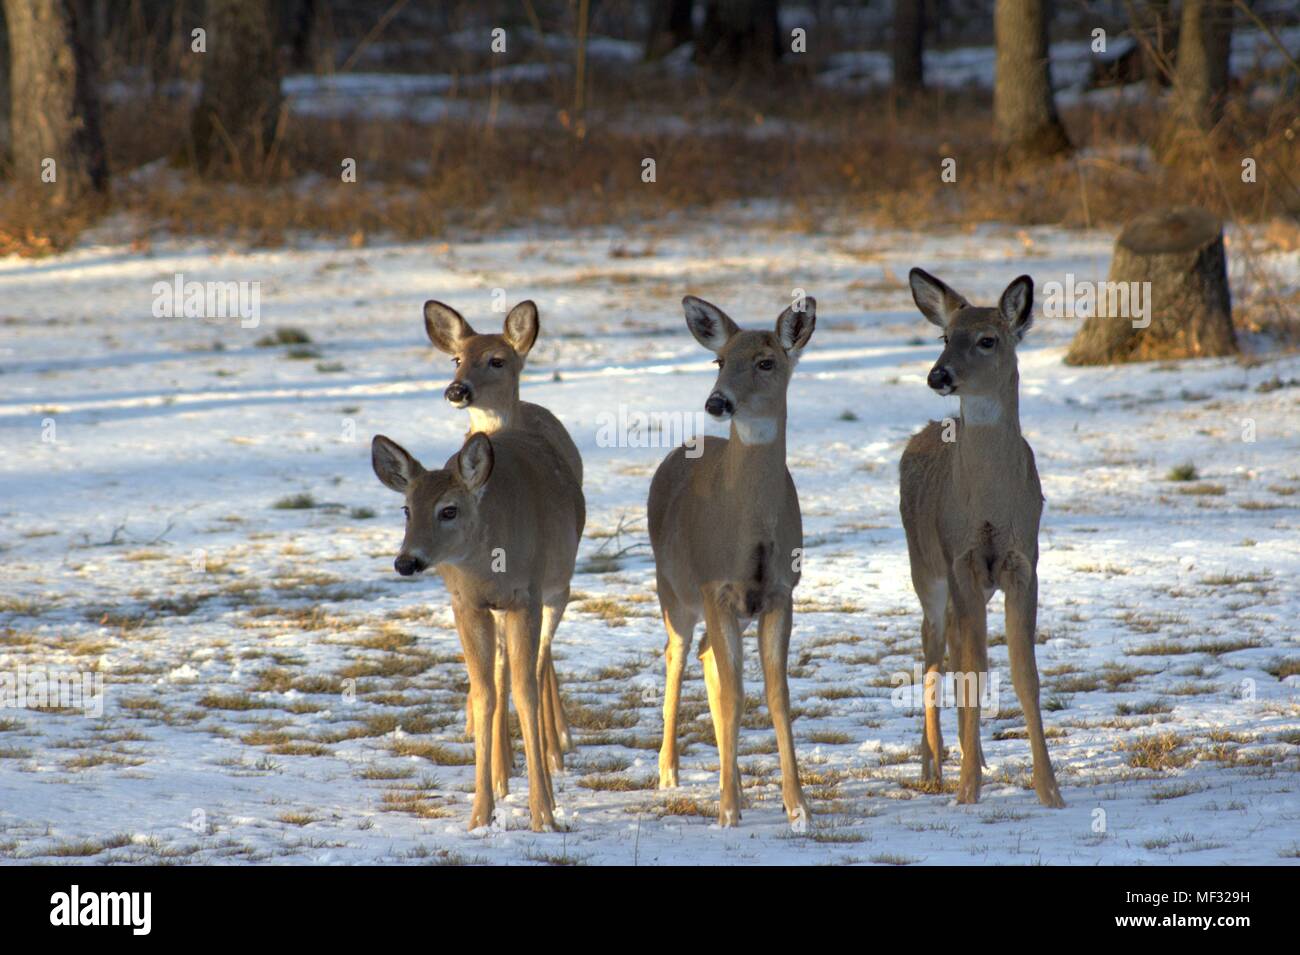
(1120, 732, 1194, 771)
(8, 55, 1299, 266)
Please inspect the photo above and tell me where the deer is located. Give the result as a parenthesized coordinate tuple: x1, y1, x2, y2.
(898, 268, 1065, 809)
(647, 295, 815, 829)
(372, 429, 584, 832)
(422, 299, 582, 773)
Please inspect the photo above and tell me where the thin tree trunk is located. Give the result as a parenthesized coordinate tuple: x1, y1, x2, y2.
(993, 0, 1071, 162)
(3, 0, 107, 206)
(191, 0, 282, 176)
(893, 0, 925, 91)
(696, 0, 781, 73)
(646, 0, 693, 60)
(1159, 0, 1233, 159)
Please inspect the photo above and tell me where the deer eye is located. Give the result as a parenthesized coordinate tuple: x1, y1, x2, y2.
(757, 358, 775, 371)
(438, 506, 458, 521)
(488, 357, 505, 369)
(978, 337, 997, 349)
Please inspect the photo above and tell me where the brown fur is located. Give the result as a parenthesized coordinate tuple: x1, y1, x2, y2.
(373, 430, 585, 831)
(424, 299, 583, 773)
(899, 269, 1064, 808)
(647, 295, 815, 828)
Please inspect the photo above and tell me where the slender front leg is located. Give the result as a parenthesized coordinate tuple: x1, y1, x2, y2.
(949, 556, 988, 805)
(919, 614, 946, 785)
(758, 596, 810, 826)
(505, 602, 556, 832)
(491, 627, 512, 798)
(1000, 559, 1065, 808)
(538, 599, 569, 771)
(454, 603, 498, 830)
(657, 597, 695, 789)
(701, 594, 744, 827)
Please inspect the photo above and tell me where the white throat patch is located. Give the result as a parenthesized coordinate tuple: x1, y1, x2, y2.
(467, 407, 508, 434)
(960, 396, 1003, 426)
(734, 416, 779, 445)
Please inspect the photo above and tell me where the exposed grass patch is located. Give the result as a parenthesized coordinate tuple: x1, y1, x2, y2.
(256, 328, 312, 347)
(576, 773, 656, 792)
(273, 493, 317, 510)
(389, 739, 474, 765)
(1176, 483, 1226, 496)
(1130, 637, 1261, 656)
(1121, 732, 1193, 771)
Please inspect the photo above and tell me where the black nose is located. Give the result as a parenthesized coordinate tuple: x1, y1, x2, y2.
(444, 381, 471, 404)
(394, 555, 425, 576)
(927, 366, 953, 391)
(705, 392, 734, 418)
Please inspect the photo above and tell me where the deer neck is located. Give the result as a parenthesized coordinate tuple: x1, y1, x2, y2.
(719, 411, 789, 512)
(953, 375, 1026, 491)
(466, 389, 520, 435)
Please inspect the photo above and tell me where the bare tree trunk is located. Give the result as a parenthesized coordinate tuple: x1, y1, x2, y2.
(191, 0, 282, 176)
(3, 0, 106, 207)
(696, 0, 781, 73)
(994, 0, 1070, 162)
(646, 0, 693, 60)
(1065, 206, 1236, 365)
(893, 0, 925, 91)
(1159, 0, 1233, 159)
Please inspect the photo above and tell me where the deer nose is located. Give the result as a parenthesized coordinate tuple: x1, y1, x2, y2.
(705, 391, 734, 419)
(927, 366, 953, 391)
(394, 555, 426, 576)
(444, 381, 472, 405)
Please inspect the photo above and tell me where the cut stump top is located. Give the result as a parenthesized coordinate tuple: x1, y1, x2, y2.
(1117, 205, 1222, 255)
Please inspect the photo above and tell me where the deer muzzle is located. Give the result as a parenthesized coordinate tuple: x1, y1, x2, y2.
(705, 390, 734, 419)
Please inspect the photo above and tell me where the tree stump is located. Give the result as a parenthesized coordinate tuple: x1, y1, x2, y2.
(1064, 206, 1237, 365)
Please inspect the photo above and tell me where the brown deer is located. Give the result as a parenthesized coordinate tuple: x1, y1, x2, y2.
(423, 299, 581, 772)
(899, 268, 1065, 808)
(372, 430, 584, 831)
(647, 295, 815, 828)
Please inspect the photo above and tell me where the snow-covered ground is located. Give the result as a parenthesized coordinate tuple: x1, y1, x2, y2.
(0, 215, 1296, 865)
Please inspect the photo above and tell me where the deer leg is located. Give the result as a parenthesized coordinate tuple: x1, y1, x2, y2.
(701, 595, 743, 827)
(949, 557, 988, 805)
(758, 596, 810, 827)
(1000, 559, 1065, 808)
(505, 602, 556, 832)
(491, 626, 511, 798)
(918, 580, 948, 785)
(658, 593, 695, 790)
(454, 604, 497, 830)
(538, 598, 569, 772)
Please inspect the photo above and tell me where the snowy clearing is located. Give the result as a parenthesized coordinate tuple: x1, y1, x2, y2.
(0, 216, 1296, 865)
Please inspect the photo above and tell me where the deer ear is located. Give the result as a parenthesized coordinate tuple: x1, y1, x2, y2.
(503, 300, 539, 358)
(456, 432, 494, 492)
(999, 275, 1034, 341)
(372, 435, 423, 493)
(908, 268, 968, 328)
(423, 301, 475, 354)
(776, 297, 816, 361)
(682, 296, 740, 353)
